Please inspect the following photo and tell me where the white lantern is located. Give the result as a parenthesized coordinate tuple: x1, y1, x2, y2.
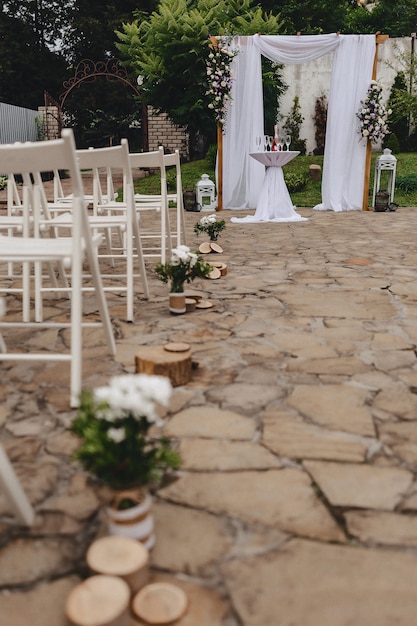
(196, 174, 217, 211)
(372, 148, 397, 209)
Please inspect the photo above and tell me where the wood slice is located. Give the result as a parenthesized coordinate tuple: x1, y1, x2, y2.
(208, 267, 221, 279)
(132, 582, 188, 624)
(163, 342, 191, 352)
(199, 242, 211, 254)
(66, 575, 131, 626)
(195, 300, 213, 309)
(185, 298, 197, 312)
(86, 536, 149, 593)
(210, 242, 223, 253)
(135, 345, 192, 387)
(184, 290, 203, 302)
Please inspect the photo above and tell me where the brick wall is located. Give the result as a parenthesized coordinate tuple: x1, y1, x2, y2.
(147, 106, 189, 158)
(38, 106, 61, 140)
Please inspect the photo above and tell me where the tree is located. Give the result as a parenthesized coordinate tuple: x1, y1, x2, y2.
(386, 72, 409, 151)
(345, 0, 417, 37)
(385, 44, 417, 150)
(261, 0, 349, 34)
(0, 11, 66, 109)
(115, 0, 284, 157)
(283, 96, 307, 155)
(2, 0, 74, 52)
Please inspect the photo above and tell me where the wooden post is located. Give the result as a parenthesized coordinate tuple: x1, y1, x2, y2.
(217, 123, 223, 211)
(362, 33, 389, 211)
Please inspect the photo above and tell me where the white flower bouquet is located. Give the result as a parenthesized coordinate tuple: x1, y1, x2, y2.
(356, 80, 391, 144)
(194, 213, 226, 241)
(71, 374, 181, 489)
(155, 244, 211, 292)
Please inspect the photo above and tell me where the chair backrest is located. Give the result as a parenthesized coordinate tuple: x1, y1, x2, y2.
(76, 141, 133, 211)
(0, 130, 86, 239)
(129, 147, 167, 206)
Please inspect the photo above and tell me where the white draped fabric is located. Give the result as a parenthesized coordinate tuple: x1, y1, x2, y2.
(223, 34, 376, 214)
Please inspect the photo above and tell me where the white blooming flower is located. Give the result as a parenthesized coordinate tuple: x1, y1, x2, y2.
(107, 427, 126, 443)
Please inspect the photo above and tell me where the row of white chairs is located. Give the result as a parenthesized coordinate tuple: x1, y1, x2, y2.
(0, 130, 188, 525)
(0, 131, 187, 402)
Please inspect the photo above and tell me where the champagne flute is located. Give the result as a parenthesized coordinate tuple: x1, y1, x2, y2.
(264, 135, 269, 151)
(267, 136, 273, 152)
(255, 136, 262, 152)
(285, 134, 291, 151)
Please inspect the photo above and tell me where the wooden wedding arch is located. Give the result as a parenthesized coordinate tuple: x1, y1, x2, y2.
(212, 33, 388, 212)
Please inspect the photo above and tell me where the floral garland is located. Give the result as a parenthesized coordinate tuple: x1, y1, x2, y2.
(356, 80, 391, 144)
(206, 35, 239, 128)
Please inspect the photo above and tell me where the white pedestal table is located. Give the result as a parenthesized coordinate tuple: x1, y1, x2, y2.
(230, 151, 308, 223)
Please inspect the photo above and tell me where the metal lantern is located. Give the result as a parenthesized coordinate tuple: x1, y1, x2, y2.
(372, 148, 397, 210)
(196, 174, 217, 211)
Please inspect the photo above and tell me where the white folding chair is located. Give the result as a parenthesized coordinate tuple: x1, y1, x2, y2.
(130, 147, 172, 264)
(0, 129, 116, 407)
(0, 443, 34, 526)
(163, 149, 187, 248)
(73, 140, 149, 321)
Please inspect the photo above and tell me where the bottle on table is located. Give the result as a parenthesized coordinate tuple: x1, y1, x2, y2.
(271, 125, 281, 151)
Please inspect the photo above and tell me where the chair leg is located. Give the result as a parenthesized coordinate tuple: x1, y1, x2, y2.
(0, 445, 34, 526)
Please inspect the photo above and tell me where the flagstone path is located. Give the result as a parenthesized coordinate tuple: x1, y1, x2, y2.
(1, 176, 417, 625)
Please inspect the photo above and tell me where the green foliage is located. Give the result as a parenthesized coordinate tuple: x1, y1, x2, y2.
(386, 72, 409, 151)
(0, 176, 7, 191)
(283, 96, 307, 155)
(396, 173, 417, 192)
(267, 0, 347, 34)
(0, 12, 66, 109)
(116, 0, 284, 156)
(71, 386, 181, 489)
(134, 158, 215, 196)
(312, 94, 327, 156)
(385, 47, 417, 154)
(194, 215, 226, 241)
(284, 172, 307, 193)
(344, 0, 417, 37)
(155, 246, 212, 292)
(383, 133, 401, 154)
(205, 145, 217, 169)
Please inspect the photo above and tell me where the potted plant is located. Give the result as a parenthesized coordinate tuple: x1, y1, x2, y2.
(70, 373, 181, 548)
(155, 245, 211, 314)
(194, 213, 226, 242)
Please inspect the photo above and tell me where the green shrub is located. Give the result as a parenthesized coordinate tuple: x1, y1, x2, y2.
(384, 133, 400, 154)
(395, 174, 417, 192)
(205, 145, 217, 169)
(284, 173, 307, 193)
(0, 176, 7, 191)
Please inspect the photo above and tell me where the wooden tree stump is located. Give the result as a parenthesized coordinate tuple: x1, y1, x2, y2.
(135, 343, 192, 387)
(309, 164, 322, 180)
(65, 575, 131, 626)
(86, 536, 149, 593)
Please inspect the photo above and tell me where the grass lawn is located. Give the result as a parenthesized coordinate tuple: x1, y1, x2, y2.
(133, 152, 417, 208)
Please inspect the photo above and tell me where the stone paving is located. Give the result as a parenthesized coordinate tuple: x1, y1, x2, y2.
(1, 178, 417, 625)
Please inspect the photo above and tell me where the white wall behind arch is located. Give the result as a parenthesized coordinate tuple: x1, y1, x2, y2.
(278, 36, 411, 154)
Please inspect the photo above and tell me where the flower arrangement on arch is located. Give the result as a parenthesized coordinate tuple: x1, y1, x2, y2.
(356, 80, 391, 144)
(155, 245, 212, 293)
(194, 213, 226, 242)
(206, 35, 239, 128)
(70, 374, 181, 490)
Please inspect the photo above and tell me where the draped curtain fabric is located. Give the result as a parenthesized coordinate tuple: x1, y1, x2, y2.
(223, 34, 376, 213)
